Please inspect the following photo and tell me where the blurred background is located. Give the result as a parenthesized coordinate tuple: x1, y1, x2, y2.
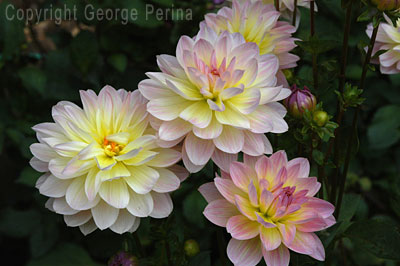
(1, 0, 400, 265)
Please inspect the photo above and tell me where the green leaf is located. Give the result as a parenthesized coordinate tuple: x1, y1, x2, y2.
(69, 31, 99, 74)
(296, 37, 339, 55)
(357, 9, 372, 22)
(27, 243, 99, 266)
(338, 193, 361, 221)
(312, 150, 324, 166)
(18, 66, 47, 95)
(345, 220, 400, 260)
(108, 53, 128, 73)
(367, 105, 400, 149)
(0, 208, 41, 238)
(16, 167, 41, 187)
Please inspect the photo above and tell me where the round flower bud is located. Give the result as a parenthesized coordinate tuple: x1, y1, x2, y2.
(184, 239, 200, 257)
(284, 85, 317, 118)
(371, 0, 400, 11)
(109, 251, 139, 266)
(313, 110, 329, 127)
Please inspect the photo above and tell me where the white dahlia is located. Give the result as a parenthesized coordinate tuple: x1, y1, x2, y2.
(30, 86, 187, 235)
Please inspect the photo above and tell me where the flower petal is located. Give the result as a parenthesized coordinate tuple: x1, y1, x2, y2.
(185, 132, 215, 165)
(227, 238, 263, 266)
(64, 211, 92, 227)
(213, 126, 244, 154)
(152, 168, 180, 193)
(227, 215, 260, 240)
(199, 182, 223, 203)
(125, 165, 160, 194)
(215, 177, 246, 204)
(260, 227, 282, 251)
(126, 190, 154, 217)
(149, 192, 173, 218)
(159, 119, 192, 141)
(179, 101, 212, 128)
(91, 200, 119, 230)
(203, 199, 239, 227)
(99, 178, 130, 209)
(110, 209, 137, 234)
(211, 149, 238, 173)
(263, 245, 290, 266)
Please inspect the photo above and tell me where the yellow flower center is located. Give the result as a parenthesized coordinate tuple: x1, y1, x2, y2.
(103, 138, 124, 157)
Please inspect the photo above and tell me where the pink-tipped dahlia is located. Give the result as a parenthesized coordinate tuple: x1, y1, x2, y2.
(30, 85, 188, 235)
(203, 0, 299, 86)
(367, 15, 400, 74)
(199, 151, 335, 266)
(139, 25, 291, 173)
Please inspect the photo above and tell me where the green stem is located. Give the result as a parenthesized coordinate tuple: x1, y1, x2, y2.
(329, 2, 353, 204)
(310, 0, 318, 90)
(165, 240, 173, 266)
(338, 0, 354, 94)
(335, 21, 380, 217)
(329, 107, 344, 205)
(292, 0, 298, 26)
(275, 0, 280, 11)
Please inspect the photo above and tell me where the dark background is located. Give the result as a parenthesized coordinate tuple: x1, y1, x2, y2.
(0, 0, 400, 265)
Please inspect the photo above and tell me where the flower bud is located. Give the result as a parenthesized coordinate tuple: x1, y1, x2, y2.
(313, 110, 329, 127)
(284, 85, 317, 118)
(184, 239, 200, 257)
(109, 251, 139, 266)
(371, 0, 400, 11)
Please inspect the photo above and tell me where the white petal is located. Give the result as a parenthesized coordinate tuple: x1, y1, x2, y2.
(110, 209, 137, 234)
(99, 178, 130, 209)
(79, 219, 98, 235)
(30, 157, 48, 172)
(91, 200, 119, 230)
(52, 197, 79, 215)
(66, 176, 100, 210)
(64, 210, 92, 227)
(125, 165, 160, 194)
(213, 126, 244, 154)
(39, 174, 72, 197)
(149, 192, 173, 218)
(126, 190, 154, 217)
(153, 168, 181, 193)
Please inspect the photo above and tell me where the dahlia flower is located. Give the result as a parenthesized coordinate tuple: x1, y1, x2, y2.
(139, 25, 290, 173)
(199, 151, 335, 266)
(235, 0, 317, 30)
(30, 86, 187, 235)
(367, 15, 400, 74)
(203, 0, 299, 86)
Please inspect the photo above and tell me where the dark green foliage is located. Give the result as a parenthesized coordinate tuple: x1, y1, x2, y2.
(1, 0, 400, 265)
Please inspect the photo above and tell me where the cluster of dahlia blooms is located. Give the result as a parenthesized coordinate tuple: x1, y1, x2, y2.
(29, 0, 336, 265)
(200, 151, 335, 266)
(367, 15, 400, 74)
(31, 86, 187, 234)
(139, 25, 291, 173)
